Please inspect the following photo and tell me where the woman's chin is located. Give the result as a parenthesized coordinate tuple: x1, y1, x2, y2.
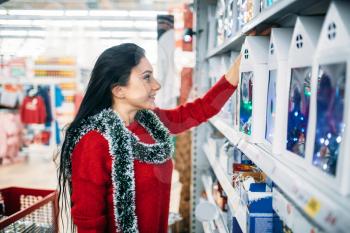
(148, 101, 158, 110)
(148, 104, 157, 110)
(139, 102, 157, 110)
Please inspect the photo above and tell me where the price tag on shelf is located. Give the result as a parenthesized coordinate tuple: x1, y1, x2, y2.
(303, 197, 321, 218)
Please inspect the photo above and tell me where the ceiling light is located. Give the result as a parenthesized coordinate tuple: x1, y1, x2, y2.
(0, 30, 28, 36)
(27, 31, 47, 37)
(60, 31, 73, 37)
(139, 31, 157, 38)
(110, 31, 137, 38)
(128, 10, 166, 17)
(0, 19, 32, 26)
(8, 10, 64, 16)
(85, 31, 111, 37)
(47, 20, 73, 27)
(89, 10, 128, 17)
(133, 21, 156, 29)
(101, 20, 133, 28)
(31, 20, 47, 26)
(65, 10, 89, 17)
(74, 20, 100, 27)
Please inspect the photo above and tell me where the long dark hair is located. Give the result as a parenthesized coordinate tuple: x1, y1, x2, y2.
(56, 43, 145, 232)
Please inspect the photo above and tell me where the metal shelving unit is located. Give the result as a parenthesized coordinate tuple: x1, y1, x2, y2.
(191, 0, 348, 233)
(202, 222, 212, 233)
(209, 116, 350, 233)
(203, 142, 246, 232)
(201, 174, 230, 233)
(33, 65, 77, 71)
(0, 77, 76, 85)
(205, 0, 331, 58)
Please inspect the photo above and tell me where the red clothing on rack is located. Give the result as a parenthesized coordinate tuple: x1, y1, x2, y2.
(20, 96, 47, 124)
(71, 75, 237, 233)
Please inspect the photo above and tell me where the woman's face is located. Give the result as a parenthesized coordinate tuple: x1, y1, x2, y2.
(120, 57, 161, 110)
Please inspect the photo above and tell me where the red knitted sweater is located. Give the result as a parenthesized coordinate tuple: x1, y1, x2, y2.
(71, 75, 237, 232)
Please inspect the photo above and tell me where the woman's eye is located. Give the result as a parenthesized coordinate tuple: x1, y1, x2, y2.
(144, 75, 151, 80)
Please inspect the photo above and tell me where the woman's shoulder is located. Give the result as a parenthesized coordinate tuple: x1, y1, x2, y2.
(80, 130, 107, 142)
(71, 130, 111, 183)
(73, 130, 109, 153)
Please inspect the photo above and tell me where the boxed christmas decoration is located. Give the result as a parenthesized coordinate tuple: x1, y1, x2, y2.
(238, 36, 269, 143)
(264, 28, 293, 154)
(215, 0, 226, 46)
(305, 1, 350, 196)
(237, 180, 283, 233)
(236, 0, 261, 29)
(262, 0, 280, 10)
(225, 0, 239, 39)
(279, 16, 323, 168)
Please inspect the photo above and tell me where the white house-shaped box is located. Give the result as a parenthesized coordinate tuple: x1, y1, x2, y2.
(305, 1, 350, 196)
(264, 28, 293, 154)
(279, 16, 323, 168)
(238, 36, 269, 143)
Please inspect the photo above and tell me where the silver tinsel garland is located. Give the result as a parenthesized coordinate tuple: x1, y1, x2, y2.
(62, 108, 174, 233)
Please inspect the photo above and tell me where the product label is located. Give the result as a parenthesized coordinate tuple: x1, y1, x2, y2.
(304, 197, 321, 218)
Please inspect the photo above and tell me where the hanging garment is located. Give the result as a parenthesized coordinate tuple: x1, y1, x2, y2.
(0, 85, 20, 108)
(20, 96, 47, 124)
(55, 85, 64, 107)
(156, 29, 179, 109)
(55, 121, 61, 144)
(38, 86, 53, 123)
(0, 112, 23, 164)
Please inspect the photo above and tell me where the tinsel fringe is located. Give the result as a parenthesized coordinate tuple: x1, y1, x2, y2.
(62, 108, 174, 233)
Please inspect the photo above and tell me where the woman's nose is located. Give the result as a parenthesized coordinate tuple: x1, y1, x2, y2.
(153, 78, 161, 91)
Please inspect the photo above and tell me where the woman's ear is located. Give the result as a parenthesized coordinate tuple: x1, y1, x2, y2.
(111, 85, 125, 99)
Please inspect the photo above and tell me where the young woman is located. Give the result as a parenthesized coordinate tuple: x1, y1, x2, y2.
(58, 43, 240, 233)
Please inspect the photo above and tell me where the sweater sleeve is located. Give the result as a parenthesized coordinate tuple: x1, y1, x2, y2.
(154, 75, 237, 134)
(71, 131, 110, 233)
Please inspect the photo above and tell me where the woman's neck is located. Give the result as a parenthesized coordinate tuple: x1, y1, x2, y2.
(112, 103, 138, 126)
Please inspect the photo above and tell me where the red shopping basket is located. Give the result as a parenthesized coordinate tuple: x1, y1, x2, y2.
(0, 187, 58, 232)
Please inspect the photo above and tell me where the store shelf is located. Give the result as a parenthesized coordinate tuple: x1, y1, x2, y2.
(34, 65, 76, 71)
(203, 142, 246, 233)
(61, 90, 77, 96)
(209, 116, 350, 233)
(206, 0, 328, 58)
(201, 175, 230, 233)
(273, 187, 323, 233)
(209, 116, 241, 146)
(206, 32, 245, 58)
(33, 77, 76, 81)
(202, 222, 212, 233)
(0, 77, 76, 85)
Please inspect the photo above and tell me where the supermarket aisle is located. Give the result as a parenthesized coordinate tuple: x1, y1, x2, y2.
(0, 149, 57, 190)
(0, 147, 182, 207)
(0, 147, 181, 232)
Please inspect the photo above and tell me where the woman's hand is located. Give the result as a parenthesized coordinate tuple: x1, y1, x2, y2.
(225, 54, 241, 86)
